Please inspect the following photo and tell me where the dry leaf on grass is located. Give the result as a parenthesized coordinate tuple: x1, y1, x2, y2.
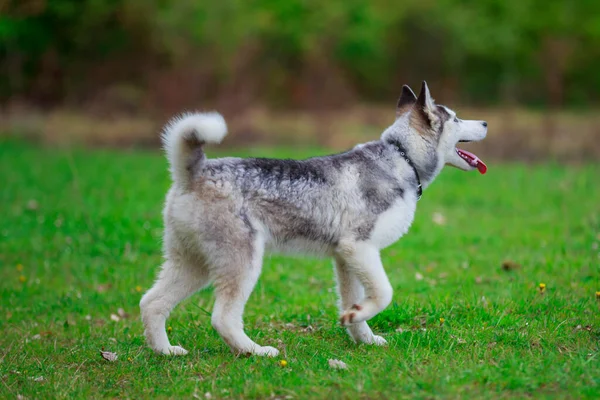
(432, 212, 446, 225)
(26, 200, 39, 210)
(328, 359, 348, 370)
(100, 350, 117, 362)
(502, 260, 521, 271)
(96, 284, 112, 293)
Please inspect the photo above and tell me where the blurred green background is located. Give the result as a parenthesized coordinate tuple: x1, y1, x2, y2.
(1, 0, 600, 156)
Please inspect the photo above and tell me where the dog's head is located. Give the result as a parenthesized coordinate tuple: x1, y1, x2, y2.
(384, 81, 487, 182)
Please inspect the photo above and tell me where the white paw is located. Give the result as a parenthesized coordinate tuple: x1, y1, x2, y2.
(352, 333, 388, 346)
(251, 346, 280, 357)
(159, 345, 188, 356)
(370, 335, 388, 346)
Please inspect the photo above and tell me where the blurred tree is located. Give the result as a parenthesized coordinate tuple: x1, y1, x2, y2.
(1, 0, 599, 110)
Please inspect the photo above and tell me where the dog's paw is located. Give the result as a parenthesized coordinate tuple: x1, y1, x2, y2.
(159, 345, 188, 356)
(352, 332, 388, 346)
(370, 335, 388, 346)
(249, 346, 279, 357)
(340, 304, 363, 326)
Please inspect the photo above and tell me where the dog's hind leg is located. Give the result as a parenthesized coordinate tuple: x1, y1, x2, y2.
(334, 256, 387, 345)
(335, 240, 393, 327)
(140, 259, 209, 355)
(209, 234, 279, 357)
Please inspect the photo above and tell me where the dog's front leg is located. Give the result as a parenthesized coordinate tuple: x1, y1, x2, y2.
(334, 256, 387, 345)
(335, 241, 393, 328)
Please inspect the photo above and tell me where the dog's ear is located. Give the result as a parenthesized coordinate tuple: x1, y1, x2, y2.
(396, 85, 417, 117)
(411, 81, 438, 133)
(415, 81, 434, 112)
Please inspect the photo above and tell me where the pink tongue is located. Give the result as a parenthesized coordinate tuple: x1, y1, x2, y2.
(457, 149, 487, 175)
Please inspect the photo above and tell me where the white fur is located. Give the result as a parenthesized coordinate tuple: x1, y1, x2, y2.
(337, 241, 393, 327)
(369, 194, 417, 249)
(161, 112, 227, 186)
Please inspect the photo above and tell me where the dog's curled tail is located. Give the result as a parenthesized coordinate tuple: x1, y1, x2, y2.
(161, 112, 227, 187)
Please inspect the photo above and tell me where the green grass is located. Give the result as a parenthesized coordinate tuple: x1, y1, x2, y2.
(1, 139, 599, 399)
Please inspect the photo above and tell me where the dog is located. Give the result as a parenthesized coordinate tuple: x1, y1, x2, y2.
(140, 81, 488, 356)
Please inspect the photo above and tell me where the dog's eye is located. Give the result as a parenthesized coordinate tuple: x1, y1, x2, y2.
(453, 117, 459, 123)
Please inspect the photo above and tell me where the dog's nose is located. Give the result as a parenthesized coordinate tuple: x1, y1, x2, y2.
(482, 121, 488, 127)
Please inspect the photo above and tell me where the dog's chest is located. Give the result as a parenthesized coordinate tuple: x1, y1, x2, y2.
(368, 196, 417, 249)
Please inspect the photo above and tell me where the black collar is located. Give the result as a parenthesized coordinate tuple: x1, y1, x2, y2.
(388, 140, 422, 200)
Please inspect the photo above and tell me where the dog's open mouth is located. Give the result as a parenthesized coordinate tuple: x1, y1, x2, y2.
(456, 148, 487, 174)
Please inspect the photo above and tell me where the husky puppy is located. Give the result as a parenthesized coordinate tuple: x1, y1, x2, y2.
(140, 82, 488, 356)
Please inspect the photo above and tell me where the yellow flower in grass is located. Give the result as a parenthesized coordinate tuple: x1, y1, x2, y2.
(167, 326, 173, 334)
(595, 291, 600, 300)
(19, 275, 26, 283)
(135, 285, 142, 293)
(279, 360, 288, 367)
(439, 318, 445, 325)
(539, 283, 546, 293)
(16, 264, 23, 272)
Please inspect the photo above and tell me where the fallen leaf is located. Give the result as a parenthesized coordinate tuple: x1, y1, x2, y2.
(432, 212, 446, 225)
(328, 359, 348, 370)
(502, 260, 521, 271)
(26, 200, 39, 210)
(100, 350, 117, 362)
(117, 308, 129, 319)
(450, 335, 467, 344)
(96, 283, 112, 293)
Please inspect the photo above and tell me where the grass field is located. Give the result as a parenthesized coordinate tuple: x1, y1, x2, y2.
(1, 139, 599, 399)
